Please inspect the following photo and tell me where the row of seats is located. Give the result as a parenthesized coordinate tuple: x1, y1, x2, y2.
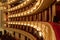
(13, 32, 31, 40)
(8, 3, 53, 22)
(10, 0, 25, 8)
(6, 24, 44, 40)
(7, 0, 55, 22)
(9, 1, 37, 15)
(0, 29, 31, 40)
(8, 12, 48, 22)
(0, 32, 17, 40)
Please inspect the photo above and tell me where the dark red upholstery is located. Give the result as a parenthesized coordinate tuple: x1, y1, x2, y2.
(49, 22, 60, 40)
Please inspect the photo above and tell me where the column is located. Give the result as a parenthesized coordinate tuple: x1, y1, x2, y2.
(39, 13, 41, 21)
(8, 5, 11, 9)
(0, 10, 2, 27)
(52, 4, 56, 22)
(42, 12, 45, 21)
(49, 7, 52, 22)
(21, 35, 25, 40)
(15, 33, 19, 39)
(26, 26, 28, 32)
(45, 10, 47, 22)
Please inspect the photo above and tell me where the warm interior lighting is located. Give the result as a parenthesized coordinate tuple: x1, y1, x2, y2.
(11, 22, 12, 24)
(21, 22, 23, 25)
(16, 22, 17, 24)
(39, 31, 42, 36)
(24, 24, 26, 25)
(27, 11, 30, 14)
(37, 27, 41, 31)
(31, 25, 33, 27)
(21, 4, 23, 6)
(16, 14, 17, 17)
(13, 22, 15, 24)
(24, 12, 27, 15)
(13, 15, 15, 17)
(18, 22, 20, 24)
(57, 0, 60, 1)
(30, 9, 33, 12)
(8, 22, 10, 24)
(4, 24, 6, 27)
(7, 0, 41, 17)
(33, 7, 36, 10)
(11, 15, 12, 17)
(8, 0, 16, 4)
(33, 26, 37, 29)
(21, 13, 23, 16)
(27, 24, 30, 26)
(27, 0, 29, 1)
(36, 1, 40, 6)
(4, 18, 6, 21)
(24, 2, 26, 4)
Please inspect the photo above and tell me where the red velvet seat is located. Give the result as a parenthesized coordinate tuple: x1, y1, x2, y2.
(49, 22, 60, 40)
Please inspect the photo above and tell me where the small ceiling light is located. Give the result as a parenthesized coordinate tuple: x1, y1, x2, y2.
(16, 14, 17, 17)
(27, 11, 30, 14)
(21, 13, 23, 16)
(27, 0, 29, 1)
(37, 27, 41, 31)
(36, 2, 39, 6)
(31, 9, 33, 12)
(21, 4, 23, 6)
(24, 24, 26, 25)
(39, 31, 43, 36)
(18, 22, 20, 24)
(33, 7, 36, 10)
(28, 24, 30, 26)
(31, 25, 33, 27)
(24, 2, 26, 4)
(34, 26, 37, 28)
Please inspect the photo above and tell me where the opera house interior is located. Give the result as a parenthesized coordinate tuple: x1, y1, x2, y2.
(0, 0, 60, 40)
